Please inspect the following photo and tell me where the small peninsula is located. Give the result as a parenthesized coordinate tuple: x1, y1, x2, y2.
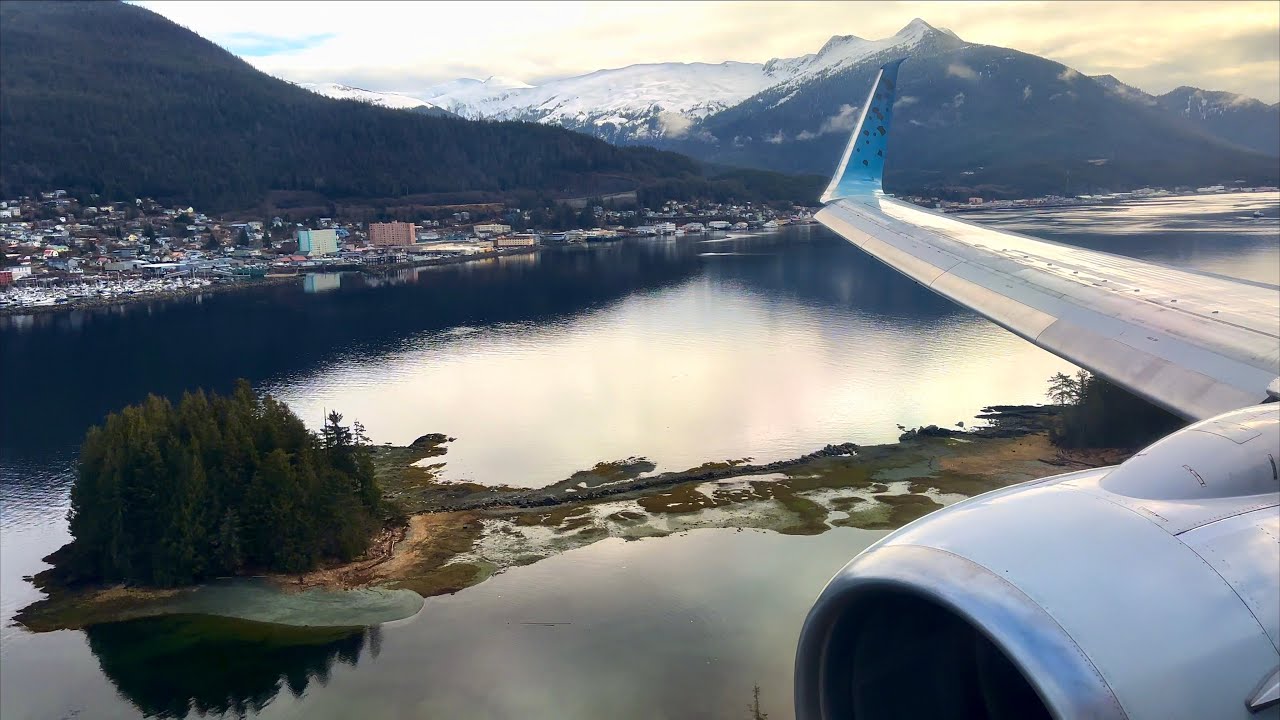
(17, 385, 1136, 632)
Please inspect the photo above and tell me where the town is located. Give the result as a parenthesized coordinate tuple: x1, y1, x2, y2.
(3, 183, 1275, 313)
(0, 191, 815, 312)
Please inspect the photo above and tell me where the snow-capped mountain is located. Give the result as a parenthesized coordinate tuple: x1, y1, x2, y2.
(302, 18, 1277, 192)
(413, 19, 942, 143)
(299, 83, 456, 117)
(423, 64, 775, 141)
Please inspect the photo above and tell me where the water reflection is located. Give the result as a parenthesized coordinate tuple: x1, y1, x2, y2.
(85, 615, 375, 719)
(303, 273, 342, 294)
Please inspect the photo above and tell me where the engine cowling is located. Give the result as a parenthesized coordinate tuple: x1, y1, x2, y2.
(795, 404, 1280, 720)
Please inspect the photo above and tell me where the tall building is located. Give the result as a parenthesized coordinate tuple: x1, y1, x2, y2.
(296, 228, 338, 257)
(368, 221, 417, 247)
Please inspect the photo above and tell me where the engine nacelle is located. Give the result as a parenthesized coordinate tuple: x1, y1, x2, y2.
(795, 404, 1280, 719)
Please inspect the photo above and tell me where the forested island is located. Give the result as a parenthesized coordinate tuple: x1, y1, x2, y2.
(49, 382, 389, 588)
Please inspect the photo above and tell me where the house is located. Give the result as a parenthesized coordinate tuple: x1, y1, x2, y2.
(47, 257, 81, 271)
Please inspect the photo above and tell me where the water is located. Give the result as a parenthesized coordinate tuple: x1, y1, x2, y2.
(1, 193, 1276, 719)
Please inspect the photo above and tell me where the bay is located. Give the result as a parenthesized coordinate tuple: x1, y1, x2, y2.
(1, 192, 1275, 719)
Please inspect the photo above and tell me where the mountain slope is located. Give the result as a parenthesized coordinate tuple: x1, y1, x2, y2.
(1154, 87, 1279, 157)
(679, 22, 1278, 196)
(0, 1, 760, 211)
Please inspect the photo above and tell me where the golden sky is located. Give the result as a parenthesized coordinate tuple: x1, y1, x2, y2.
(136, 1, 1280, 102)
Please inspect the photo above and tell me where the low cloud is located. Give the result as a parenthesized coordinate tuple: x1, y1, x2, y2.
(951, 92, 966, 108)
(1058, 67, 1081, 82)
(656, 110, 694, 138)
(947, 62, 978, 80)
(1023, 85, 1033, 100)
(796, 129, 818, 141)
(764, 130, 786, 144)
(819, 103, 861, 134)
(894, 95, 919, 108)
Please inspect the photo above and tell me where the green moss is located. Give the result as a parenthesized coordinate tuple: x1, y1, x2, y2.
(907, 471, 1009, 497)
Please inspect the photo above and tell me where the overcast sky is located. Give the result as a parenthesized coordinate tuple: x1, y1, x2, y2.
(135, 1, 1280, 102)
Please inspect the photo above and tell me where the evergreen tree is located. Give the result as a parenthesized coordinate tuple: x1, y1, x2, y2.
(61, 382, 386, 587)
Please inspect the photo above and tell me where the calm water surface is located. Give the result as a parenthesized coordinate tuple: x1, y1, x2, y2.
(1, 192, 1276, 719)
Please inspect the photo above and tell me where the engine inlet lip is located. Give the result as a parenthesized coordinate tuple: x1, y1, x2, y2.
(794, 544, 1129, 720)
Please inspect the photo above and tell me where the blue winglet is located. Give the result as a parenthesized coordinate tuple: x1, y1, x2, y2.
(820, 59, 905, 204)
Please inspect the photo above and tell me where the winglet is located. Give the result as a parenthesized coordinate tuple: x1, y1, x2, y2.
(820, 59, 905, 204)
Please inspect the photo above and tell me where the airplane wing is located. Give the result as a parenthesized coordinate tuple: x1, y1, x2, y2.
(816, 60, 1280, 421)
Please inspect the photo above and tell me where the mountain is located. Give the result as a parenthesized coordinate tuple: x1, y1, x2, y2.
(0, 2, 816, 213)
(423, 63, 777, 143)
(1153, 87, 1279, 157)
(298, 83, 458, 118)
(409, 20, 1278, 197)
(1090, 74, 1158, 107)
(419, 20, 945, 145)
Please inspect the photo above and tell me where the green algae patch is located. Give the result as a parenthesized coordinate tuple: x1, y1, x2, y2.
(830, 496, 867, 511)
(15, 581, 192, 633)
(770, 489, 830, 536)
(637, 484, 724, 514)
(868, 494, 945, 528)
(561, 457, 658, 489)
(908, 470, 1009, 497)
(513, 504, 591, 528)
(391, 562, 486, 597)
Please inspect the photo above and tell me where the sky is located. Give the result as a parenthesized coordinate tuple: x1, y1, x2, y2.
(134, 1, 1280, 102)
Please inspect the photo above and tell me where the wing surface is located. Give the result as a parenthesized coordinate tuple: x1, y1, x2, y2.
(817, 61, 1280, 421)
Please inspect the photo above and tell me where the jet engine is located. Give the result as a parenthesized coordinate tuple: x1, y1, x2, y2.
(795, 404, 1280, 719)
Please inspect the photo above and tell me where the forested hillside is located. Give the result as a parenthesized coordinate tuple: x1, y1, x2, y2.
(0, 2, 800, 211)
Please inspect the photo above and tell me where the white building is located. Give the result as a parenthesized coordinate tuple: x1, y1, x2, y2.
(473, 223, 512, 237)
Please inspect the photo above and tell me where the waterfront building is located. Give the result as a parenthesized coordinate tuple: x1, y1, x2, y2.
(495, 233, 538, 248)
(474, 223, 512, 237)
(369, 221, 417, 247)
(296, 228, 339, 257)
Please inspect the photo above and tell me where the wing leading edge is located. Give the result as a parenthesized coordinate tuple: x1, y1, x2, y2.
(816, 61, 1280, 421)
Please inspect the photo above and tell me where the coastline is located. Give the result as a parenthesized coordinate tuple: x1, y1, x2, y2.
(0, 246, 542, 319)
(0, 274, 301, 318)
(14, 405, 1133, 632)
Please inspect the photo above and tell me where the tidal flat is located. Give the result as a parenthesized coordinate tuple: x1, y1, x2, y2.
(15, 405, 1129, 632)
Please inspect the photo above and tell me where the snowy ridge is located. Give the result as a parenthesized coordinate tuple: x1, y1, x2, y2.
(412, 18, 943, 140)
(300, 82, 444, 111)
(762, 18, 935, 93)
(1161, 86, 1272, 118)
(424, 62, 776, 138)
